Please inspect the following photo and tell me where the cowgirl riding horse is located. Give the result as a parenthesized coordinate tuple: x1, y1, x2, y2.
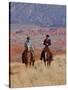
(22, 36, 35, 67)
(40, 35, 53, 66)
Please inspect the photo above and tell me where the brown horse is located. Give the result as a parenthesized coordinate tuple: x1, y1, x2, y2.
(41, 47, 53, 66)
(22, 45, 35, 67)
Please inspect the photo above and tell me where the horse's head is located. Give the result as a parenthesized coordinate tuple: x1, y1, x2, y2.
(27, 44, 31, 52)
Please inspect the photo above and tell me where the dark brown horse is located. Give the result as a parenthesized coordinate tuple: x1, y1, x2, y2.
(22, 45, 35, 67)
(41, 47, 53, 66)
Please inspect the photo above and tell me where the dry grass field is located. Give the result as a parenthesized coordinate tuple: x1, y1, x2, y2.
(10, 54, 66, 88)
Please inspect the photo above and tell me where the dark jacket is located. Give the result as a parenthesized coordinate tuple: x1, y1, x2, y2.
(43, 38, 51, 47)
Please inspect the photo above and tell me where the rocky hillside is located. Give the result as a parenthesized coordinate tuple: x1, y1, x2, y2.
(9, 2, 66, 27)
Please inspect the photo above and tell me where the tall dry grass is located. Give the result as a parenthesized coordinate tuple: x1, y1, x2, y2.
(10, 54, 66, 88)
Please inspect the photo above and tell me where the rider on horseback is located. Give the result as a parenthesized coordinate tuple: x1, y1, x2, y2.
(22, 36, 35, 66)
(40, 34, 53, 60)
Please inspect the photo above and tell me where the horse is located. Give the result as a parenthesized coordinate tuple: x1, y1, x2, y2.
(22, 45, 35, 67)
(41, 47, 53, 66)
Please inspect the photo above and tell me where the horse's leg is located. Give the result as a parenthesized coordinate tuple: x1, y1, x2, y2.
(29, 61, 31, 67)
(27, 52, 32, 67)
(22, 53, 23, 63)
(22, 51, 28, 68)
(47, 59, 51, 66)
(44, 60, 46, 66)
(25, 52, 28, 68)
(25, 64, 27, 68)
(30, 51, 35, 67)
(22, 51, 25, 63)
(47, 53, 53, 67)
(31, 56, 35, 67)
(43, 56, 46, 66)
(47, 60, 49, 66)
(25, 62, 28, 68)
(49, 60, 51, 66)
(32, 60, 35, 66)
